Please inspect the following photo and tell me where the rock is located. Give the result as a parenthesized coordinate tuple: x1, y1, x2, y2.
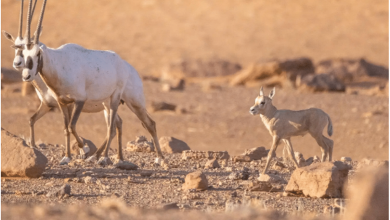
(232, 155, 252, 162)
(247, 181, 273, 191)
(126, 136, 155, 153)
(165, 58, 242, 79)
(296, 73, 345, 92)
(273, 161, 287, 170)
(313, 156, 321, 162)
(294, 152, 306, 167)
(159, 202, 179, 210)
(114, 161, 138, 170)
(159, 136, 190, 153)
(230, 62, 281, 86)
(182, 171, 208, 190)
(285, 161, 351, 198)
(316, 58, 388, 83)
(279, 57, 315, 81)
(70, 137, 97, 158)
(182, 150, 230, 160)
(343, 166, 388, 220)
(161, 79, 185, 91)
(83, 176, 96, 184)
(150, 101, 177, 112)
(242, 147, 269, 160)
(1, 128, 48, 178)
(46, 184, 71, 198)
(258, 174, 287, 184)
(204, 159, 220, 169)
(341, 157, 352, 162)
(305, 157, 314, 166)
(229, 168, 250, 180)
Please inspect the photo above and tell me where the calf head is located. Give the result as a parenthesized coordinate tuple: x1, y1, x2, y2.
(249, 86, 275, 115)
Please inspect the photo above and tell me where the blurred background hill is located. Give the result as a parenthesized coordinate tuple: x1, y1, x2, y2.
(2, 0, 388, 75)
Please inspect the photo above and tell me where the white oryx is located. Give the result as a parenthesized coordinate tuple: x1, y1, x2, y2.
(249, 87, 334, 174)
(18, 0, 164, 165)
(3, 0, 124, 164)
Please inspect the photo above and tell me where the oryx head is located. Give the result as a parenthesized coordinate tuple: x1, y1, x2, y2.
(249, 86, 275, 115)
(2, 0, 39, 71)
(21, 0, 47, 82)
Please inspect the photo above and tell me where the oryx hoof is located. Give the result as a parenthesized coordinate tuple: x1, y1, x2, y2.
(79, 145, 90, 159)
(97, 157, 113, 166)
(59, 157, 71, 165)
(154, 157, 168, 166)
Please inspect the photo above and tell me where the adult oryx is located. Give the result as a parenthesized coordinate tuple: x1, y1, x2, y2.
(18, 0, 164, 165)
(2, 0, 124, 165)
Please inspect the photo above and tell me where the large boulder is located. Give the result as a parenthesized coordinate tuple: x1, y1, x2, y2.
(284, 161, 350, 198)
(1, 128, 48, 178)
(229, 62, 281, 86)
(159, 136, 190, 153)
(70, 137, 97, 158)
(182, 171, 208, 190)
(242, 146, 269, 160)
(343, 166, 388, 220)
(296, 73, 345, 92)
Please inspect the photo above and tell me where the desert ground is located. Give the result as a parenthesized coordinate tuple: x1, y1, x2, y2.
(1, 0, 389, 219)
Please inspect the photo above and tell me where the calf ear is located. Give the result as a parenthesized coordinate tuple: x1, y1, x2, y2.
(2, 30, 15, 43)
(259, 86, 264, 96)
(269, 87, 276, 99)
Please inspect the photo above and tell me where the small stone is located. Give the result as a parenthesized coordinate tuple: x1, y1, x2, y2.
(182, 171, 208, 190)
(205, 159, 220, 169)
(114, 161, 138, 170)
(83, 176, 96, 184)
(258, 174, 286, 184)
(46, 184, 71, 198)
(159, 136, 191, 153)
(159, 202, 179, 210)
(341, 157, 352, 162)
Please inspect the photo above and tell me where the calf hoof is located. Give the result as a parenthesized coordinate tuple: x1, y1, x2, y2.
(97, 157, 113, 166)
(59, 157, 71, 165)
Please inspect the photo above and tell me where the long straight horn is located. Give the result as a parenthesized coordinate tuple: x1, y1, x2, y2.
(25, 0, 32, 44)
(18, 0, 24, 38)
(34, 0, 47, 44)
(30, 0, 38, 22)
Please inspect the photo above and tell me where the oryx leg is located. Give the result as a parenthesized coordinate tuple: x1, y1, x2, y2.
(127, 102, 164, 159)
(29, 102, 51, 147)
(94, 110, 121, 160)
(68, 101, 90, 159)
(283, 138, 300, 168)
(97, 94, 121, 166)
(262, 136, 281, 174)
(58, 103, 72, 165)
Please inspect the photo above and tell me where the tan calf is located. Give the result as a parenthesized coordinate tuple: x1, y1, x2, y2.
(250, 87, 333, 174)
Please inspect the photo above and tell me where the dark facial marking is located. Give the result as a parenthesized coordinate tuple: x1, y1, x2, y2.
(16, 49, 24, 57)
(26, 56, 33, 69)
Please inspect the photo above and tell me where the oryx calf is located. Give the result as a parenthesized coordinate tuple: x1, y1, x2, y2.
(249, 87, 334, 174)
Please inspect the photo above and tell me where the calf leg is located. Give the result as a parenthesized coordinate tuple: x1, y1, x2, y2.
(283, 138, 300, 168)
(262, 136, 281, 174)
(29, 102, 51, 147)
(115, 115, 123, 161)
(313, 135, 328, 162)
(323, 136, 334, 161)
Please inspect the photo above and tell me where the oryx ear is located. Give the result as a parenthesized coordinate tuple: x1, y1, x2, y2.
(2, 30, 15, 43)
(269, 87, 276, 99)
(259, 86, 264, 96)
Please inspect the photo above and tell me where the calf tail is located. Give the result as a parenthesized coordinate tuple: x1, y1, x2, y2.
(326, 114, 333, 136)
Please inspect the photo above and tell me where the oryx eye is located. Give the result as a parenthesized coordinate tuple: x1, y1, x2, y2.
(260, 101, 265, 105)
(16, 49, 24, 57)
(26, 56, 33, 70)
